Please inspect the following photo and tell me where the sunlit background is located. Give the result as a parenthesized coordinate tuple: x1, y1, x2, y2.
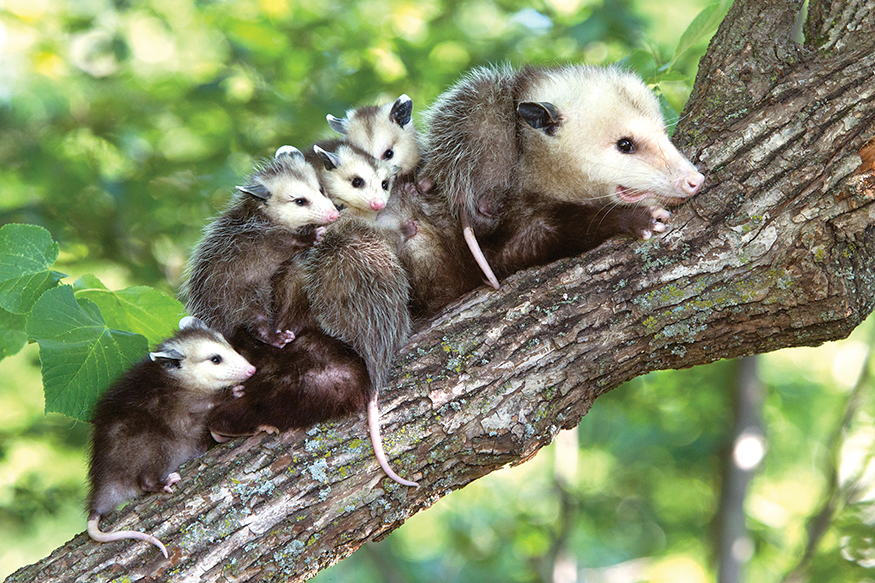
(2, 0, 874, 581)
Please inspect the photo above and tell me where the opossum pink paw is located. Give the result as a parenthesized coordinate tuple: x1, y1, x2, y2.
(231, 385, 246, 399)
(650, 206, 671, 232)
(163, 472, 181, 493)
(416, 177, 435, 195)
(315, 226, 327, 242)
(273, 329, 296, 348)
(401, 219, 418, 239)
(256, 424, 280, 435)
(211, 430, 232, 443)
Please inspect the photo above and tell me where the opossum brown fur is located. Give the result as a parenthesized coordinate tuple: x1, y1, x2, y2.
(376, 181, 482, 320)
(183, 146, 339, 348)
(421, 64, 705, 287)
(87, 317, 255, 558)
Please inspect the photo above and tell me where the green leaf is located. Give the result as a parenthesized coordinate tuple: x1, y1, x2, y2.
(657, 94, 680, 136)
(618, 49, 658, 82)
(671, 1, 732, 67)
(0, 307, 28, 359)
(26, 285, 148, 422)
(0, 223, 66, 314)
(72, 274, 108, 291)
(74, 277, 186, 346)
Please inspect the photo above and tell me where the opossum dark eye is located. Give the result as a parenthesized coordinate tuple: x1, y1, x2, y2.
(294, 198, 307, 206)
(616, 138, 636, 154)
(382, 180, 390, 190)
(383, 149, 394, 160)
(352, 177, 364, 188)
(210, 355, 223, 364)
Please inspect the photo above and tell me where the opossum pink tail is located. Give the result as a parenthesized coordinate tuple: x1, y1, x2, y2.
(367, 395, 419, 487)
(462, 214, 500, 290)
(87, 514, 169, 558)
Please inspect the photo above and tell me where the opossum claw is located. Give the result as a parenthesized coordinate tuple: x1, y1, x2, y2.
(462, 214, 500, 290)
(368, 395, 418, 487)
(211, 430, 231, 443)
(162, 472, 181, 493)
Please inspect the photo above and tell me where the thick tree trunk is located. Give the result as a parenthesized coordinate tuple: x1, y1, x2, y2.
(7, 0, 874, 581)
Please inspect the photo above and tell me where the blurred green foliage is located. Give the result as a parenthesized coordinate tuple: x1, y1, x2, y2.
(2, 0, 874, 581)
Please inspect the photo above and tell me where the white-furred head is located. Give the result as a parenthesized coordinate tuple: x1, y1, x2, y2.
(517, 66, 704, 207)
(313, 143, 398, 221)
(236, 146, 340, 228)
(326, 94, 421, 174)
(149, 317, 256, 393)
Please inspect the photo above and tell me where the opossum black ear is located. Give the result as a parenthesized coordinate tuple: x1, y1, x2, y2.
(150, 349, 184, 368)
(518, 101, 561, 135)
(327, 114, 348, 135)
(314, 145, 341, 171)
(390, 94, 413, 127)
(236, 183, 271, 201)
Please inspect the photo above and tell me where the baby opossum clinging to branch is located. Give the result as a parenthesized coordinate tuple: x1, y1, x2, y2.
(207, 214, 418, 487)
(87, 317, 255, 557)
(183, 146, 339, 348)
(420, 64, 705, 289)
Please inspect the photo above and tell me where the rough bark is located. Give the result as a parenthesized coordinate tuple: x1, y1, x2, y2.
(8, 0, 875, 581)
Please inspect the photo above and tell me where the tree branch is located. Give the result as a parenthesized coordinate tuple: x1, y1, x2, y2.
(7, 0, 875, 581)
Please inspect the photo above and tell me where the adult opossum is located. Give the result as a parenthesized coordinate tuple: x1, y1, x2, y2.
(421, 64, 705, 288)
(87, 317, 255, 557)
(208, 215, 418, 487)
(327, 94, 421, 178)
(183, 146, 339, 348)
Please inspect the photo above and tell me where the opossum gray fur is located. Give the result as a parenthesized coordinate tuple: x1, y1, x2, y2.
(182, 146, 339, 348)
(421, 64, 705, 288)
(87, 317, 255, 557)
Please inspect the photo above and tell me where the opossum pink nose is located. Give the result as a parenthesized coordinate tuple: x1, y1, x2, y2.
(682, 172, 705, 196)
(370, 199, 386, 211)
(327, 209, 340, 221)
(245, 364, 256, 377)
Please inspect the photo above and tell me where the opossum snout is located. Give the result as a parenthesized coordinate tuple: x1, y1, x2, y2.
(370, 199, 386, 211)
(244, 364, 257, 378)
(679, 171, 705, 197)
(326, 208, 340, 222)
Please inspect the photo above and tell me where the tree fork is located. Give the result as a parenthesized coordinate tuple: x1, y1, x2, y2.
(7, 0, 874, 581)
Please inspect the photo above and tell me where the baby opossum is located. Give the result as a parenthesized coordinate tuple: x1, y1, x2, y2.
(87, 317, 255, 557)
(305, 142, 398, 222)
(183, 146, 339, 348)
(208, 215, 418, 487)
(421, 64, 705, 288)
(327, 94, 421, 178)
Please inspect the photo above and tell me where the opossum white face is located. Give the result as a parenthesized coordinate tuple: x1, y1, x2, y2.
(150, 318, 256, 393)
(314, 143, 397, 218)
(327, 95, 421, 175)
(517, 66, 704, 207)
(238, 147, 340, 228)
